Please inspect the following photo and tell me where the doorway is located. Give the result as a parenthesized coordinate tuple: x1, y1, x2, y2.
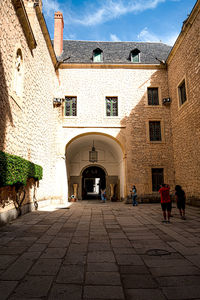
(82, 166, 106, 200)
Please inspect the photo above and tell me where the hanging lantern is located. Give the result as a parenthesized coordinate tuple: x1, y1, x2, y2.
(89, 141, 98, 163)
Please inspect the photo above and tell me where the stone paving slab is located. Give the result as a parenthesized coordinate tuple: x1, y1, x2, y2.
(87, 262, 118, 272)
(0, 280, 18, 300)
(122, 274, 158, 288)
(0, 255, 18, 270)
(48, 283, 83, 300)
(162, 285, 200, 299)
(83, 285, 125, 299)
(29, 258, 62, 275)
(125, 288, 166, 300)
(0, 252, 41, 280)
(9, 275, 54, 298)
(56, 264, 85, 283)
(0, 202, 199, 299)
(156, 275, 200, 287)
(86, 271, 122, 285)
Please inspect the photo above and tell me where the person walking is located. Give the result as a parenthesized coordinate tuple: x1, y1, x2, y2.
(131, 185, 138, 206)
(159, 184, 171, 223)
(175, 185, 186, 219)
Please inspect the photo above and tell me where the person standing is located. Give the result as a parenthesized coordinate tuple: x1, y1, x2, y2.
(131, 185, 138, 206)
(159, 184, 171, 223)
(100, 189, 106, 203)
(175, 185, 186, 219)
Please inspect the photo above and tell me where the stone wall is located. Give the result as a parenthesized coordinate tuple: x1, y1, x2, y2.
(167, 6, 200, 202)
(59, 67, 175, 197)
(0, 0, 62, 215)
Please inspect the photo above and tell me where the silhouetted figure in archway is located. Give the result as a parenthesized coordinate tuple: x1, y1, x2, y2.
(100, 189, 106, 203)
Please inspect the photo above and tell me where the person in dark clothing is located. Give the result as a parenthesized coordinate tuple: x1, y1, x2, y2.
(175, 185, 186, 220)
(159, 184, 171, 223)
(131, 185, 138, 206)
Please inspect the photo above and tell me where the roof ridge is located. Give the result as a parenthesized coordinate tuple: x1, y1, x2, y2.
(62, 40, 169, 45)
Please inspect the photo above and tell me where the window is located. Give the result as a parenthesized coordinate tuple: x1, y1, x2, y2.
(93, 48, 103, 62)
(148, 88, 159, 105)
(178, 80, 187, 106)
(130, 49, 140, 63)
(106, 97, 118, 116)
(152, 168, 164, 191)
(13, 49, 23, 96)
(149, 121, 161, 141)
(65, 96, 77, 116)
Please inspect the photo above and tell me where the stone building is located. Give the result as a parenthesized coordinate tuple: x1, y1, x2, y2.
(0, 0, 199, 222)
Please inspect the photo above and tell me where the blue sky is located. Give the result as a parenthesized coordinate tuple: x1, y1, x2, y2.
(42, 0, 196, 46)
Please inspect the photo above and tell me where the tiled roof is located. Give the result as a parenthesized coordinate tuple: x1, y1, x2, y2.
(57, 40, 172, 64)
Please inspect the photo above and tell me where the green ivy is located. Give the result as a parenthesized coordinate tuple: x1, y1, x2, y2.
(0, 151, 43, 187)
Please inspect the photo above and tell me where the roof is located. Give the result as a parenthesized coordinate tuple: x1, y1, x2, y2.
(57, 40, 172, 64)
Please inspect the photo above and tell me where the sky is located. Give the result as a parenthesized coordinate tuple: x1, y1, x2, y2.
(42, 0, 197, 46)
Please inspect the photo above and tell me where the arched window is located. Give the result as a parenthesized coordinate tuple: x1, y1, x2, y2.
(13, 49, 23, 96)
(130, 49, 140, 63)
(93, 48, 103, 62)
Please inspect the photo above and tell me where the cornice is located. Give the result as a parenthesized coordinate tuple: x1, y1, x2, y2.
(62, 125, 126, 128)
(58, 63, 166, 70)
(34, 4, 57, 67)
(167, 0, 200, 64)
(11, 0, 37, 50)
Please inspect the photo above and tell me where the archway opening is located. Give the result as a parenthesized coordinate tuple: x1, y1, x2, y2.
(65, 132, 125, 201)
(82, 166, 106, 200)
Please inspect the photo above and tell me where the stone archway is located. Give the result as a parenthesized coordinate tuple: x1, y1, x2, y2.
(82, 165, 106, 200)
(65, 132, 126, 201)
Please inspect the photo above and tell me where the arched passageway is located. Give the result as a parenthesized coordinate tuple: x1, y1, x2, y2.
(65, 133, 125, 201)
(82, 165, 106, 200)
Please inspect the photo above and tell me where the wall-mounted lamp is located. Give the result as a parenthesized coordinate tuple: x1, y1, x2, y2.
(53, 98, 63, 107)
(162, 98, 171, 105)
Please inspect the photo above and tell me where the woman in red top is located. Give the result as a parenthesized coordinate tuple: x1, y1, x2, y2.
(159, 184, 171, 223)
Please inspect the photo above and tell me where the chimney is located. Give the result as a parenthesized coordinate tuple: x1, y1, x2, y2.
(54, 12, 64, 57)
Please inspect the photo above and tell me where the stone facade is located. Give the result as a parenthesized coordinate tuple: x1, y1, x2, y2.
(167, 1, 200, 203)
(0, 0, 64, 217)
(0, 0, 199, 223)
(59, 66, 174, 199)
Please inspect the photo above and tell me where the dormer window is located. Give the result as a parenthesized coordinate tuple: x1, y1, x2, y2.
(130, 49, 140, 63)
(93, 48, 103, 62)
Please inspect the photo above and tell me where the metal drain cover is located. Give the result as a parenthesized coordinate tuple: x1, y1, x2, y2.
(146, 249, 171, 256)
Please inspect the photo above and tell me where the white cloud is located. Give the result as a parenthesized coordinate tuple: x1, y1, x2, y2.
(137, 27, 178, 46)
(71, 0, 166, 26)
(137, 27, 160, 42)
(42, 0, 60, 17)
(163, 33, 179, 46)
(67, 34, 77, 40)
(110, 34, 121, 41)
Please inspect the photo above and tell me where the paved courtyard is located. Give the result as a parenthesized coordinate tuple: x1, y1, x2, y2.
(0, 201, 200, 300)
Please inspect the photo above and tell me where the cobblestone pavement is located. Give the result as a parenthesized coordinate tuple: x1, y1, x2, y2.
(0, 201, 200, 300)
